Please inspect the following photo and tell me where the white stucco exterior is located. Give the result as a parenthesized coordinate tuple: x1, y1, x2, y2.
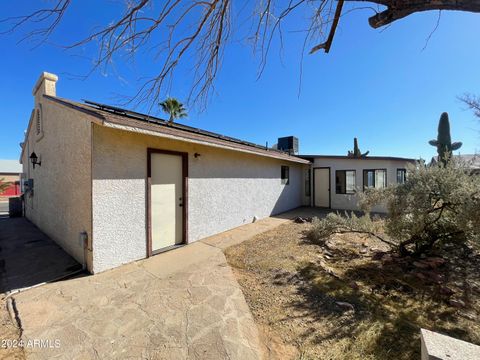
(21, 75, 93, 270)
(21, 72, 308, 274)
(91, 125, 307, 272)
(20, 73, 415, 274)
(308, 156, 415, 212)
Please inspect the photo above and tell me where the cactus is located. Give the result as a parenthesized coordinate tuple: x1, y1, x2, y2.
(429, 112, 462, 165)
(347, 137, 369, 158)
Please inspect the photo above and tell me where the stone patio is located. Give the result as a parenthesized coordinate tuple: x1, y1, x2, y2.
(8, 207, 327, 359)
(12, 241, 259, 359)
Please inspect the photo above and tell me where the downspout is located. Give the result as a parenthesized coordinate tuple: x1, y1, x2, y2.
(79, 231, 88, 270)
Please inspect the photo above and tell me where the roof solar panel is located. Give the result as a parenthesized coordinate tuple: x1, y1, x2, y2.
(82, 99, 288, 154)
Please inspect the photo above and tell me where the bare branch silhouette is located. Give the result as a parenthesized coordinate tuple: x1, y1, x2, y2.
(2, 0, 480, 108)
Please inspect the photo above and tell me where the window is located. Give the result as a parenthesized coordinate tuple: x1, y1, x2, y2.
(281, 166, 289, 185)
(305, 169, 311, 196)
(363, 169, 387, 189)
(397, 169, 406, 184)
(336, 170, 356, 194)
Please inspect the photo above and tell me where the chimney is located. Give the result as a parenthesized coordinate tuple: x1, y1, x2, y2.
(32, 72, 58, 105)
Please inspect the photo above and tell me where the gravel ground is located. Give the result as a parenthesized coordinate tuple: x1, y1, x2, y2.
(225, 220, 480, 360)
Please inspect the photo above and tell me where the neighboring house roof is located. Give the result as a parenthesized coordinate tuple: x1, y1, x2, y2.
(300, 155, 417, 162)
(0, 160, 22, 174)
(43, 96, 311, 165)
(430, 154, 480, 169)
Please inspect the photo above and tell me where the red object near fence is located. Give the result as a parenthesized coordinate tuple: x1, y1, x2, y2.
(0, 181, 20, 197)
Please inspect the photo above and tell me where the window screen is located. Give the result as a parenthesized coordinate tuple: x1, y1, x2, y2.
(336, 170, 356, 194)
(397, 169, 406, 184)
(281, 166, 289, 185)
(363, 169, 387, 189)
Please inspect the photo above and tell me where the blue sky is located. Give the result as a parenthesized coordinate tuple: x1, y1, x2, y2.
(1, 2, 479, 161)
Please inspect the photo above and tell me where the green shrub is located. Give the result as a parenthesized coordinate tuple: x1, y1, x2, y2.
(362, 160, 480, 256)
(308, 160, 480, 256)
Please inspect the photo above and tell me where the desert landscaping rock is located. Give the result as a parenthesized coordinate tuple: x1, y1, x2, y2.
(449, 299, 466, 308)
(335, 301, 355, 312)
(349, 281, 359, 291)
(413, 261, 430, 270)
(440, 286, 455, 296)
(372, 251, 387, 261)
(459, 311, 477, 321)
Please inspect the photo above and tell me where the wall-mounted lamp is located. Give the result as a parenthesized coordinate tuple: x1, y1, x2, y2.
(30, 152, 41, 168)
(194, 152, 201, 158)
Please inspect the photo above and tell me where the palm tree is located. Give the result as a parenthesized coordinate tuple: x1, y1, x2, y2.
(159, 97, 187, 123)
(0, 178, 11, 194)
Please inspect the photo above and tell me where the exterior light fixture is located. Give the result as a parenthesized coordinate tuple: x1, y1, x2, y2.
(30, 152, 41, 168)
(194, 153, 201, 158)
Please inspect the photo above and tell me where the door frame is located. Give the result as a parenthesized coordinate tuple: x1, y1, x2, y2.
(146, 148, 188, 257)
(313, 167, 331, 208)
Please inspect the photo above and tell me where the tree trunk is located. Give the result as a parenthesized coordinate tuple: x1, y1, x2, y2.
(398, 236, 417, 256)
(348, 0, 480, 28)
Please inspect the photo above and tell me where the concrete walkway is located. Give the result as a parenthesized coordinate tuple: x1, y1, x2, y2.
(11, 209, 312, 360)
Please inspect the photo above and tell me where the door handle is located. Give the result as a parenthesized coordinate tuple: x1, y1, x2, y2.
(179, 203, 183, 207)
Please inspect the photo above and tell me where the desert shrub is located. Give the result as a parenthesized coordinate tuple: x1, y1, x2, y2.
(361, 160, 480, 256)
(306, 212, 387, 245)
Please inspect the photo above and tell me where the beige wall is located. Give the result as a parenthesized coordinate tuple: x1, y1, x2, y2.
(0, 174, 20, 182)
(310, 157, 413, 212)
(22, 98, 93, 270)
(91, 125, 307, 273)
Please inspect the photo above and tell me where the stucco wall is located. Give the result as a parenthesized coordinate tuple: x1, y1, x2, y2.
(92, 125, 306, 273)
(22, 99, 92, 268)
(310, 157, 413, 211)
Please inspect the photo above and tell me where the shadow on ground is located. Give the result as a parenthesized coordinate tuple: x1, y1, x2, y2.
(0, 217, 84, 293)
(289, 230, 480, 359)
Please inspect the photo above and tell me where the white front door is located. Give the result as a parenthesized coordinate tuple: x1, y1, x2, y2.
(314, 168, 330, 207)
(150, 152, 184, 252)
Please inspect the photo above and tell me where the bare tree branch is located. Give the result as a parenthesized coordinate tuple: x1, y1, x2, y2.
(310, 0, 344, 54)
(2, 0, 480, 109)
(459, 93, 480, 119)
(363, 0, 480, 28)
(422, 10, 441, 51)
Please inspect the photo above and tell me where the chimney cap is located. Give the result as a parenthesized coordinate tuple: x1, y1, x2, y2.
(32, 72, 58, 96)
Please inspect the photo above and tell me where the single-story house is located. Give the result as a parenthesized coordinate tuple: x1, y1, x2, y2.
(301, 155, 416, 212)
(20, 72, 416, 273)
(0, 159, 22, 200)
(21, 73, 311, 273)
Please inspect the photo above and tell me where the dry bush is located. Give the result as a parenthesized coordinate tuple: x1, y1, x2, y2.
(306, 212, 392, 247)
(309, 160, 480, 257)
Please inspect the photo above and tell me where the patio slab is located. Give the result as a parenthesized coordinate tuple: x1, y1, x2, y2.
(13, 241, 262, 359)
(10, 207, 329, 359)
(201, 206, 331, 250)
